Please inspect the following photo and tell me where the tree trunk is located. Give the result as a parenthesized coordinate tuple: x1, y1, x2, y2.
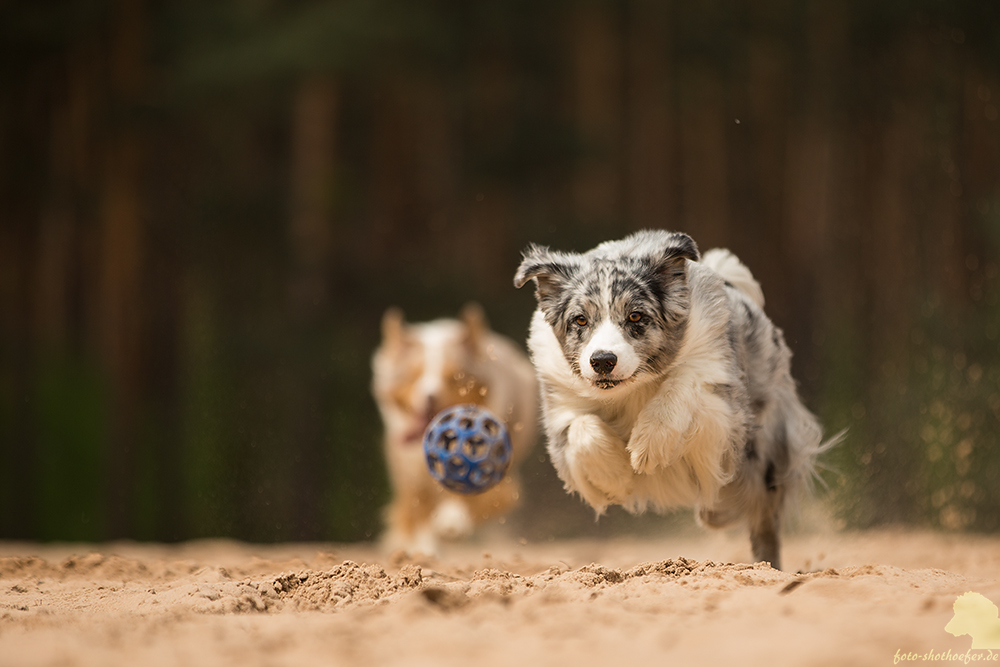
(100, 0, 146, 539)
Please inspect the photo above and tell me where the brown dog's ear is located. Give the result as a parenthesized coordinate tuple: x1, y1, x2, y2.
(513, 244, 577, 306)
(381, 307, 406, 346)
(460, 302, 488, 350)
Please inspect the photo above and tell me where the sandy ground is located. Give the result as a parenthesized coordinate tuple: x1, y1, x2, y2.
(1, 529, 999, 667)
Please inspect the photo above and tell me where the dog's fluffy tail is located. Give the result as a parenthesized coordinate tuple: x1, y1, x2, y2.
(701, 248, 765, 310)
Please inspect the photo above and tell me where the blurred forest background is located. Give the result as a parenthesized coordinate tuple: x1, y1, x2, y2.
(2, 0, 1000, 543)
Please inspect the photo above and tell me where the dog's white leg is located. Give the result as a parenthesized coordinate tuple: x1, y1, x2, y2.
(410, 527, 440, 557)
(430, 497, 475, 540)
(564, 414, 636, 513)
(627, 381, 697, 475)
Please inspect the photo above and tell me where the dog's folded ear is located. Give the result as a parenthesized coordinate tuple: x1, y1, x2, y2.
(512, 243, 554, 289)
(655, 232, 700, 276)
(513, 244, 576, 305)
(662, 232, 700, 262)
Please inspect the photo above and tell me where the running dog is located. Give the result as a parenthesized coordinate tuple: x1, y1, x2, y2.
(514, 230, 836, 570)
(372, 304, 537, 554)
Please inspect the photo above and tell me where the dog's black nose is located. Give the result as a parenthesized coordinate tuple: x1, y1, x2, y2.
(590, 351, 618, 375)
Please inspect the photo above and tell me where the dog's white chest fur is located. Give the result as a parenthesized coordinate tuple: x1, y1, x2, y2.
(526, 287, 743, 514)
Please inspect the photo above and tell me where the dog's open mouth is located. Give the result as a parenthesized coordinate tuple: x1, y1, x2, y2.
(594, 378, 622, 390)
(403, 419, 432, 445)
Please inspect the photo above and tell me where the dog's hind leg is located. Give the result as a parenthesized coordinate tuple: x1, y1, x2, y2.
(749, 433, 790, 570)
(699, 474, 784, 569)
(750, 505, 782, 571)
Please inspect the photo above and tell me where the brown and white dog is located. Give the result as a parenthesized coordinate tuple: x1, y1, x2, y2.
(371, 304, 538, 554)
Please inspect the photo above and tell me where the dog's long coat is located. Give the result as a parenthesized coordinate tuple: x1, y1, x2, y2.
(514, 230, 831, 570)
(371, 304, 537, 554)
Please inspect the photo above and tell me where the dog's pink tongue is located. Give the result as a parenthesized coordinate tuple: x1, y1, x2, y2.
(403, 418, 432, 445)
(402, 404, 438, 445)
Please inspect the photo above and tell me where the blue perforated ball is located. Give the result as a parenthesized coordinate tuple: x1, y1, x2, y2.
(423, 404, 512, 494)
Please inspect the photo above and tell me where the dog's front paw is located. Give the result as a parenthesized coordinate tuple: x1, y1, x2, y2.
(628, 444, 653, 476)
(627, 414, 688, 475)
(565, 414, 635, 511)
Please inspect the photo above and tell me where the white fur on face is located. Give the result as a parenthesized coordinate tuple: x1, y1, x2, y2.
(413, 323, 454, 409)
(579, 319, 642, 384)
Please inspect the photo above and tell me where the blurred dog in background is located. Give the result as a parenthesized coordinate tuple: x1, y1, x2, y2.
(371, 303, 537, 554)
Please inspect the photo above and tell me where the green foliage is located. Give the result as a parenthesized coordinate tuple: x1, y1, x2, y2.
(824, 275, 1000, 531)
(32, 357, 109, 541)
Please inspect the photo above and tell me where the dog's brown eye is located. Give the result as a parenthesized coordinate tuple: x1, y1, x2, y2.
(574, 315, 588, 327)
(629, 312, 643, 323)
